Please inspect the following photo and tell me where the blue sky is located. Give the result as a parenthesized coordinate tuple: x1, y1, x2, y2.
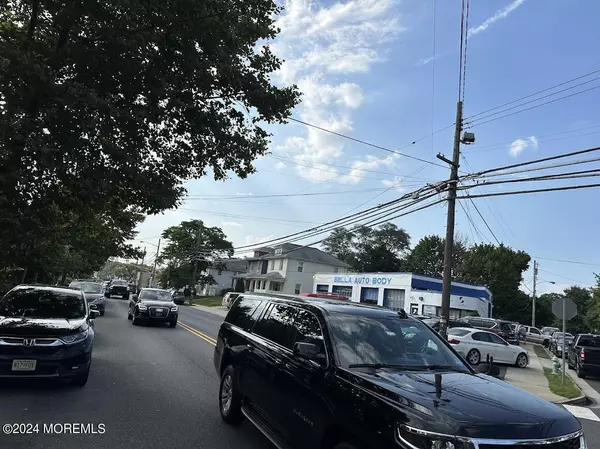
(130, 0, 600, 295)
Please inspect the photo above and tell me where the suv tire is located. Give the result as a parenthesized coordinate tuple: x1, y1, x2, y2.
(219, 365, 244, 425)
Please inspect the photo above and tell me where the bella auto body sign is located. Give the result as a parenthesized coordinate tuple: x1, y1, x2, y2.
(332, 276, 393, 285)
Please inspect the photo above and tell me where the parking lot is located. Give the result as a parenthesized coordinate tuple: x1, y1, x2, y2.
(1, 297, 600, 448)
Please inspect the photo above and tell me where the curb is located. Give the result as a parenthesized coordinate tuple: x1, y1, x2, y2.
(539, 346, 589, 406)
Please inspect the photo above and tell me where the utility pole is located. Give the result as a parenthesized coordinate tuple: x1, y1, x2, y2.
(190, 233, 201, 305)
(532, 260, 538, 327)
(438, 100, 464, 339)
(141, 246, 147, 265)
(151, 239, 161, 288)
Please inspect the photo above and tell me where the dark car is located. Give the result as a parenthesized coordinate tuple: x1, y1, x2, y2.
(172, 290, 186, 305)
(127, 288, 178, 327)
(460, 316, 519, 345)
(567, 334, 600, 378)
(213, 293, 585, 449)
(105, 279, 130, 300)
(69, 281, 106, 316)
(0, 285, 99, 386)
(422, 317, 470, 332)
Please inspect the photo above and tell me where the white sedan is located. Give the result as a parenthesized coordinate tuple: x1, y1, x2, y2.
(448, 327, 529, 368)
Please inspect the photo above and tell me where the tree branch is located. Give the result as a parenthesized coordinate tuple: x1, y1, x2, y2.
(26, 0, 39, 40)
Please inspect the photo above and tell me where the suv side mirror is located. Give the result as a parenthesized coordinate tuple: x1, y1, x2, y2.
(90, 309, 100, 319)
(132, 294, 138, 301)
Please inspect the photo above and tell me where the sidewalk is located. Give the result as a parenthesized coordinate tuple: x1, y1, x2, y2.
(503, 343, 585, 404)
(190, 304, 228, 317)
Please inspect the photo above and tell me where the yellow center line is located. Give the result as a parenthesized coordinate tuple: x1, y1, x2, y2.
(179, 321, 217, 346)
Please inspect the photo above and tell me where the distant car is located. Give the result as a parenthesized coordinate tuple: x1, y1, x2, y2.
(447, 327, 529, 368)
(0, 285, 99, 385)
(172, 290, 185, 305)
(422, 317, 470, 332)
(69, 281, 107, 316)
(460, 316, 519, 345)
(105, 279, 129, 300)
(128, 288, 178, 327)
(222, 292, 240, 309)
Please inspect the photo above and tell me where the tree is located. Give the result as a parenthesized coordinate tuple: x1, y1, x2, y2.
(402, 235, 469, 278)
(585, 274, 600, 332)
(562, 286, 593, 334)
(0, 0, 300, 274)
(158, 220, 233, 299)
(322, 223, 410, 272)
(459, 244, 531, 322)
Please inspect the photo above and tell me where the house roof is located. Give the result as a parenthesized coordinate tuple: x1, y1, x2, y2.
(215, 259, 249, 272)
(247, 244, 350, 268)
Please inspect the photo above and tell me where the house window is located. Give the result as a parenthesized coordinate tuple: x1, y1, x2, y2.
(270, 260, 274, 270)
(271, 282, 281, 292)
(333, 267, 339, 274)
(275, 248, 282, 255)
(297, 261, 303, 272)
(294, 283, 302, 294)
(278, 259, 283, 270)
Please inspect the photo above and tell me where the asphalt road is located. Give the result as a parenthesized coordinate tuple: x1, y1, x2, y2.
(0, 299, 599, 448)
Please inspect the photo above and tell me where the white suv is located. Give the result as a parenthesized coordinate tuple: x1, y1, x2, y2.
(222, 292, 240, 309)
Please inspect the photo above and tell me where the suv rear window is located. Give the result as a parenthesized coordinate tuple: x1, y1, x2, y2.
(225, 296, 263, 332)
(0, 289, 86, 319)
(578, 336, 600, 347)
(253, 303, 297, 349)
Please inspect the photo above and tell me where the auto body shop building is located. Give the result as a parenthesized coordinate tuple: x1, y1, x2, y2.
(312, 272, 492, 318)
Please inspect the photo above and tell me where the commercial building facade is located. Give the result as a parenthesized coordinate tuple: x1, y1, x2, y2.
(312, 272, 492, 318)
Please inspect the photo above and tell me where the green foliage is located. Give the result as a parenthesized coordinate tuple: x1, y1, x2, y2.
(459, 244, 531, 322)
(158, 219, 233, 289)
(322, 224, 410, 272)
(0, 0, 299, 287)
(403, 234, 468, 278)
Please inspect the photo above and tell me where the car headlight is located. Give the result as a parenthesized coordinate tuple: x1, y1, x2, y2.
(138, 304, 147, 310)
(171, 306, 178, 312)
(397, 425, 474, 449)
(59, 329, 89, 345)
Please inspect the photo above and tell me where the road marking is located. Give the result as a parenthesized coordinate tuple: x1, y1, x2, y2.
(179, 321, 217, 346)
(563, 405, 600, 422)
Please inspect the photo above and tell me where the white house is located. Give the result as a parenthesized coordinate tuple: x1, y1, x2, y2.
(234, 244, 350, 295)
(312, 272, 492, 318)
(199, 259, 249, 296)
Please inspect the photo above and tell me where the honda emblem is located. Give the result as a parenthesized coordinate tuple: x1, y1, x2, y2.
(22, 338, 35, 347)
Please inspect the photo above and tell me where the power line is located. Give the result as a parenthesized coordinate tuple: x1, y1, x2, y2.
(466, 84, 600, 129)
(456, 182, 600, 200)
(532, 256, 600, 268)
(287, 117, 449, 168)
(185, 187, 394, 200)
(459, 168, 600, 190)
(466, 75, 600, 126)
(178, 208, 321, 225)
(538, 268, 592, 287)
(472, 155, 600, 180)
(463, 145, 600, 180)
(464, 194, 500, 244)
(465, 68, 600, 120)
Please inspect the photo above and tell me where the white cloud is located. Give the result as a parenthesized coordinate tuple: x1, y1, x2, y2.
(382, 175, 405, 193)
(508, 136, 538, 157)
(468, 0, 527, 37)
(272, 0, 403, 183)
(234, 235, 278, 256)
(339, 153, 398, 184)
(274, 161, 287, 170)
(221, 221, 242, 228)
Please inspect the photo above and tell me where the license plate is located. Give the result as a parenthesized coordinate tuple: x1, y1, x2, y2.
(156, 308, 163, 312)
(12, 359, 36, 371)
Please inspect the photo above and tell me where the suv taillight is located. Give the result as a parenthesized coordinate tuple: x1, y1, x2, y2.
(580, 349, 585, 361)
(448, 339, 460, 344)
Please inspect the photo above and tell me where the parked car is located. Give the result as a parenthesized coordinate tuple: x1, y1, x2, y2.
(422, 317, 470, 332)
(0, 285, 99, 385)
(520, 325, 548, 345)
(171, 290, 185, 305)
(69, 280, 106, 316)
(447, 327, 529, 367)
(567, 333, 600, 378)
(222, 292, 240, 309)
(105, 279, 130, 300)
(459, 316, 519, 345)
(128, 288, 178, 327)
(213, 293, 584, 449)
(551, 332, 574, 357)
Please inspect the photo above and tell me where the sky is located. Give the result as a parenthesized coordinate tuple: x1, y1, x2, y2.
(129, 0, 600, 297)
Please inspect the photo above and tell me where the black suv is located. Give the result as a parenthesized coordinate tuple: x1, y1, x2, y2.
(128, 288, 178, 327)
(214, 293, 584, 449)
(0, 285, 99, 385)
(460, 316, 519, 345)
(105, 279, 130, 299)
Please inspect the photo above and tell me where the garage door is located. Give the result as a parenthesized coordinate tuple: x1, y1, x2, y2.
(360, 287, 379, 305)
(383, 288, 405, 311)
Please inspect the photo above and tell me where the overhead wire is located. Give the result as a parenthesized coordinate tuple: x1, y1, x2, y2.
(532, 256, 600, 268)
(456, 182, 600, 200)
(537, 268, 592, 287)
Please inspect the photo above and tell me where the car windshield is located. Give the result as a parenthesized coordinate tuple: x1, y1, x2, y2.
(0, 289, 86, 319)
(578, 336, 600, 347)
(327, 314, 469, 372)
(71, 282, 103, 293)
(112, 280, 127, 286)
(139, 290, 172, 301)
